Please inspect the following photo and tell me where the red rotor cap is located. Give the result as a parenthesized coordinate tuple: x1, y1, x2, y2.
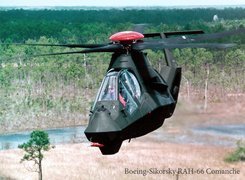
(109, 31, 144, 42)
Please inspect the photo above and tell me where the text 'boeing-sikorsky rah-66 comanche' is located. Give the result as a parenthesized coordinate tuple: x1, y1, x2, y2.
(3, 27, 244, 155)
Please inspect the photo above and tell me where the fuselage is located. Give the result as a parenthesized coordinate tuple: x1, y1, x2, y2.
(84, 50, 181, 154)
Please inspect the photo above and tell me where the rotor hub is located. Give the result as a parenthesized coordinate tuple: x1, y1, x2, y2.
(109, 31, 144, 42)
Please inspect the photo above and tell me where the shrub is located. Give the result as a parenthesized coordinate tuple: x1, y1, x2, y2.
(225, 140, 245, 162)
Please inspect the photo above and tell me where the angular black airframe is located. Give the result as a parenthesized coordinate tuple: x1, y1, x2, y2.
(84, 29, 243, 154)
(85, 31, 182, 155)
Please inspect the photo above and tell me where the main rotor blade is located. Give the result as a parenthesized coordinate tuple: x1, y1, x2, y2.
(0, 43, 108, 48)
(27, 44, 124, 57)
(133, 42, 236, 50)
(165, 28, 245, 44)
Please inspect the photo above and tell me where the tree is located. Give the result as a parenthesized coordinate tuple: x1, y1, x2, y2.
(18, 130, 53, 180)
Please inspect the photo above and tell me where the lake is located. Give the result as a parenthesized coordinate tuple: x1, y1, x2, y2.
(0, 126, 87, 150)
(0, 124, 244, 150)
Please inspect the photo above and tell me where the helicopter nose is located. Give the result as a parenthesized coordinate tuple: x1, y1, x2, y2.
(84, 105, 121, 143)
(87, 105, 121, 132)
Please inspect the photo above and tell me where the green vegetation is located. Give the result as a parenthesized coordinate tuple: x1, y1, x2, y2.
(18, 130, 53, 180)
(0, 8, 245, 42)
(225, 140, 245, 162)
(0, 8, 244, 132)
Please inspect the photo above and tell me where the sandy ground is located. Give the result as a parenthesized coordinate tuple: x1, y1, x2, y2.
(0, 140, 244, 180)
(0, 100, 244, 180)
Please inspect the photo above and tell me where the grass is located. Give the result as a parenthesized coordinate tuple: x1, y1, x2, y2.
(0, 141, 244, 180)
(225, 140, 245, 163)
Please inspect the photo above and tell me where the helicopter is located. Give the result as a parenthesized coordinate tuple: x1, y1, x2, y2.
(2, 27, 244, 155)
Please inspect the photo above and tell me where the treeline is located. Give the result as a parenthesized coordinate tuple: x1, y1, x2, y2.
(0, 9, 244, 132)
(0, 8, 245, 42)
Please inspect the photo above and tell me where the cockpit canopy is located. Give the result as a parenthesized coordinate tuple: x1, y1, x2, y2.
(94, 69, 141, 114)
(98, 71, 118, 101)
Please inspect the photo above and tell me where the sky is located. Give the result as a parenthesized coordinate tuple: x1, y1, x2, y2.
(0, 0, 244, 7)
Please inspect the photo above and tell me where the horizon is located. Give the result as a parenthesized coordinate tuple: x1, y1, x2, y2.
(0, 4, 244, 7)
(0, 4, 244, 9)
(0, 0, 244, 7)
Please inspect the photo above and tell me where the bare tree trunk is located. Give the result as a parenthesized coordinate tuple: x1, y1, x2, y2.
(186, 80, 190, 102)
(38, 150, 43, 180)
(39, 163, 42, 180)
(182, 75, 190, 102)
(204, 64, 210, 112)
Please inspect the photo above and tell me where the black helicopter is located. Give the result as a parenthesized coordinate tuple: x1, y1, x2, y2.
(84, 29, 243, 155)
(2, 27, 244, 155)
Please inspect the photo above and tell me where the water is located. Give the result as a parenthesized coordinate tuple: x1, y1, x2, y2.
(0, 126, 87, 150)
(0, 124, 244, 150)
(152, 124, 245, 147)
(191, 124, 245, 146)
(194, 124, 245, 138)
